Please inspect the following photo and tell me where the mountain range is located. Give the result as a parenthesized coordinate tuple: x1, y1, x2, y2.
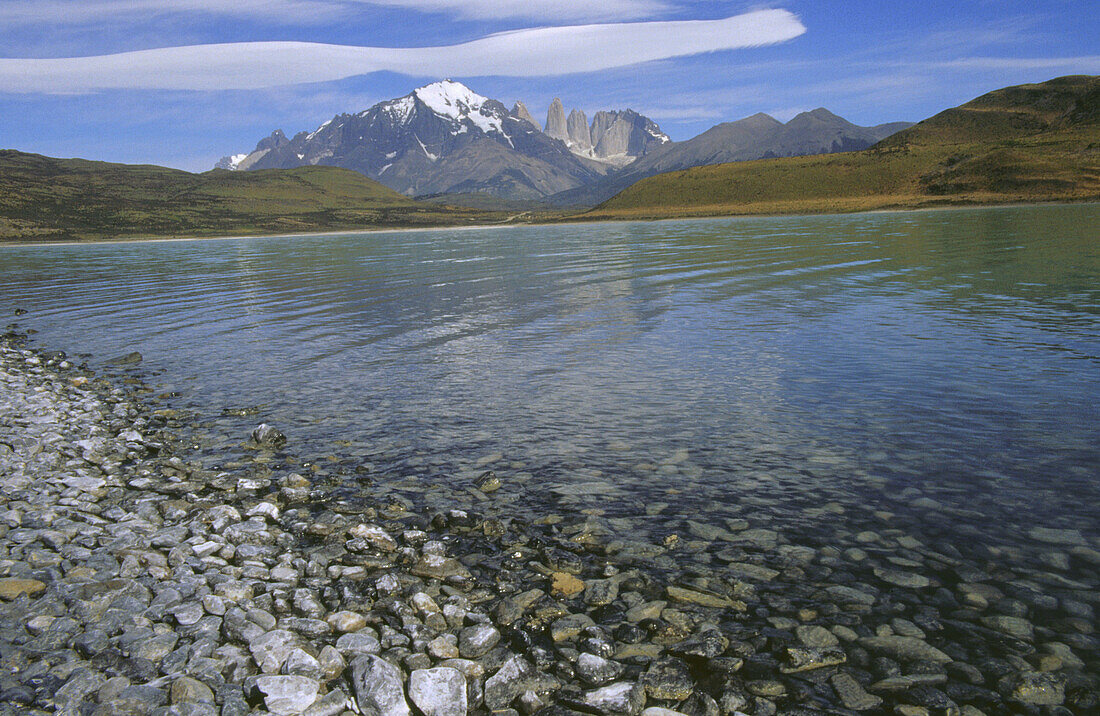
(584, 75, 1100, 220)
(5, 75, 1094, 243)
(218, 81, 912, 206)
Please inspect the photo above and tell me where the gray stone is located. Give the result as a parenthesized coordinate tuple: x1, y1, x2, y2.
(335, 632, 381, 657)
(250, 630, 304, 674)
(284, 648, 323, 680)
(350, 655, 410, 716)
(584, 681, 646, 716)
(408, 667, 467, 716)
(459, 624, 501, 658)
(576, 653, 624, 686)
(484, 655, 534, 711)
(303, 688, 350, 716)
(255, 675, 320, 715)
(171, 676, 214, 704)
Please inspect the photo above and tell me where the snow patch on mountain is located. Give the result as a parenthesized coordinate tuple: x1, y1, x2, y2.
(414, 80, 503, 135)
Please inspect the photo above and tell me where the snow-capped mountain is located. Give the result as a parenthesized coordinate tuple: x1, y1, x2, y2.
(219, 80, 612, 200)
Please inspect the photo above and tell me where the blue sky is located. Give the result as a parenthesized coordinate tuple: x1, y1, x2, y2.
(2, 0, 1097, 172)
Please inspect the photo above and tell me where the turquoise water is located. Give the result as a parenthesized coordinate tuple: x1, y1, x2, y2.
(2, 205, 1098, 548)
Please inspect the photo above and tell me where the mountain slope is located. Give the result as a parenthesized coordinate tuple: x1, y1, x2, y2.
(549, 109, 911, 206)
(0, 150, 495, 242)
(582, 75, 1100, 220)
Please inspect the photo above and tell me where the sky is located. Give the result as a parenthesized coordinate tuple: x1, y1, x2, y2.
(1, 0, 1097, 172)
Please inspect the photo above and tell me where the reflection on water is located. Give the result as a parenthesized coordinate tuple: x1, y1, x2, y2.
(1, 205, 1098, 551)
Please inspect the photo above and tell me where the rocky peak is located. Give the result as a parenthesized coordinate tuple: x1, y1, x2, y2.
(545, 98, 568, 142)
(510, 102, 539, 129)
(256, 130, 289, 153)
(567, 109, 592, 152)
(590, 109, 669, 164)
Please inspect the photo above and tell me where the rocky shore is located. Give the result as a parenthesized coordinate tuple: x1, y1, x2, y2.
(0, 331, 1097, 716)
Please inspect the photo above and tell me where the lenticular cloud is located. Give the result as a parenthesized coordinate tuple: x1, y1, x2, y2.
(0, 10, 806, 94)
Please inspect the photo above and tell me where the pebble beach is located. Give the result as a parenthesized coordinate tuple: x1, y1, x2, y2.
(0, 329, 1097, 716)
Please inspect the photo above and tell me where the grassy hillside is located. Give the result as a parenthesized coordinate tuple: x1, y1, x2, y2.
(0, 151, 500, 242)
(582, 76, 1100, 221)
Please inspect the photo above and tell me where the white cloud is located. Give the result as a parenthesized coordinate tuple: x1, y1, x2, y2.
(0, 10, 807, 93)
(0, 0, 672, 25)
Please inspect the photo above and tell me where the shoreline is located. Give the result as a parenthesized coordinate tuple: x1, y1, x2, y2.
(0, 331, 1096, 715)
(1, 198, 1097, 249)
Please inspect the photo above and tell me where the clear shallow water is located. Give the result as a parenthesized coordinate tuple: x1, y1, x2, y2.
(2, 205, 1098, 549)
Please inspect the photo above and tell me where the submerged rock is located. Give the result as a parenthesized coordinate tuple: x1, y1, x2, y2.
(251, 423, 287, 448)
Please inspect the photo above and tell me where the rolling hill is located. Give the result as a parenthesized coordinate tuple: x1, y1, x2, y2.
(581, 75, 1100, 220)
(0, 151, 497, 242)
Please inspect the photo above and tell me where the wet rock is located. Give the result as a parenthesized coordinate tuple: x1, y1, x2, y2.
(980, 615, 1033, 640)
(255, 675, 321, 715)
(484, 655, 534, 711)
(107, 351, 143, 365)
(552, 572, 586, 598)
(408, 667, 467, 716)
(795, 625, 839, 648)
(576, 653, 625, 686)
(831, 672, 882, 710)
(251, 423, 287, 449)
(860, 635, 952, 663)
(666, 586, 745, 610)
(874, 567, 931, 589)
(641, 657, 693, 700)
(585, 578, 620, 607)
(584, 681, 646, 716)
(474, 471, 502, 493)
(668, 629, 729, 660)
(1027, 527, 1085, 545)
(869, 673, 949, 693)
(459, 624, 501, 658)
(1003, 671, 1065, 706)
(552, 613, 596, 642)
(781, 646, 847, 673)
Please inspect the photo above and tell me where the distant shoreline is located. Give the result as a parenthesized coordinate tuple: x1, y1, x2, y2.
(2, 197, 1096, 248)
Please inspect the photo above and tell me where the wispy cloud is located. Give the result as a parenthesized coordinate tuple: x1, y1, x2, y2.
(0, 0, 674, 26)
(0, 10, 808, 94)
(933, 56, 1100, 72)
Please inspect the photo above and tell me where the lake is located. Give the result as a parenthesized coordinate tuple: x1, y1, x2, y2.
(2, 204, 1098, 590)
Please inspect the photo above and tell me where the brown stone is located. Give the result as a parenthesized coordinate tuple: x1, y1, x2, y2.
(0, 578, 46, 600)
(551, 572, 585, 598)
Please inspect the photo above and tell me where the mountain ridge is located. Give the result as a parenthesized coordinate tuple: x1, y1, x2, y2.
(582, 75, 1100, 220)
(0, 150, 497, 242)
(219, 81, 904, 205)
